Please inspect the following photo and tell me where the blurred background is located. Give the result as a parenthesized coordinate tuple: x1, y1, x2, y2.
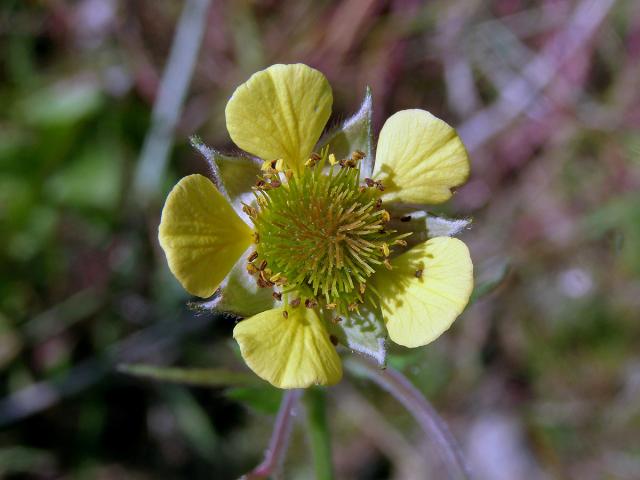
(1, 0, 640, 478)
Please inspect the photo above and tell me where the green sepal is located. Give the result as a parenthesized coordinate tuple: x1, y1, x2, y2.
(324, 303, 387, 366)
(189, 254, 275, 318)
(317, 86, 374, 177)
(386, 206, 471, 250)
(190, 135, 261, 202)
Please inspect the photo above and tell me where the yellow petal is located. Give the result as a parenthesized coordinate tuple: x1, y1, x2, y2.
(373, 109, 470, 204)
(374, 237, 473, 348)
(233, 307, 342, 389)
(225, 64, 333, 173)
(158, 174, 253, 297)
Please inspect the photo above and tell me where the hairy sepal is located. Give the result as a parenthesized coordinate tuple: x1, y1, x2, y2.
(317, 86, 374, 178)
(325, 304, 387, 366)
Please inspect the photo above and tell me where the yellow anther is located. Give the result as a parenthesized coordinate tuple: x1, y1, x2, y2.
(381, 243, 390, 257)
(383, 259, 392, 270)
(275, 158, 285, 171)
(381, 210, 391, 222)
(328, 153, 337, 165)
(269, 272, 282, 283)
(261, 160, 272, 171)
(246, 263, 258, 275)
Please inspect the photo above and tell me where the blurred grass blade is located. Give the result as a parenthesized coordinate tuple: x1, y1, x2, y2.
(305, 388, 334, 480)
(118, 364, 263, 387)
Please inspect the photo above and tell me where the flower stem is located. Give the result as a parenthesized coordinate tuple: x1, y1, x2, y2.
(242, 389, 302, 479)
(305, 388, 334, 480)
(345, 356, 472, 480)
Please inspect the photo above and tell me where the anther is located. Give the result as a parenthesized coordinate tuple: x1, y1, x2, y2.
(383, 259, 392, 270)
(400, 215, 412, 222)
(273, 291, 282, 301)
(305, 298, 318, 308)
(275, 158, 285, 171)
(352, 150, 365, 161)
(246, 263, 258, 275)
(242, 204, 257, 218)
(269, 272, 282, 283)
(364, 178, 375, 187)
(290, 298, 301, 308)
(330, 334, 338, 346)
(375, 198, 382, 209)
(359, 283, 366, 294)
(253, 232, 260, 243)
(258, 260, 267, 271)
(247, 251, 258, 262)
(325, 303, 337, 310)
(270, 179, 281, 188)
(261, 160, 272, 171)
(328, 153, 338, 165)
(381, 243, 390, 257)
(331, 316, 343, 324)
(394, 239, 408, 247)
(283, 310, 289, 319)
(381, 210, 391, 223)
(415, 268, 423, 278)
(347, 303, 358, 311)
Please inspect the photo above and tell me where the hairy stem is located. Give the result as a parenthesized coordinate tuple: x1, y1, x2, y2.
(345, 356, 471, 480)
(242, 389, 302, 479)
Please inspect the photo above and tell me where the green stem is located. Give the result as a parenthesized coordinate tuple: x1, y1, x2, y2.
(305, 388, 334, 480)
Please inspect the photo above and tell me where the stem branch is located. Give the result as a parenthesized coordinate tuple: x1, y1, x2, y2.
(345, 356, 471, 480)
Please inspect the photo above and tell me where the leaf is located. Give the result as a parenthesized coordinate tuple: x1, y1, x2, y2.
(317, 86, 374, 178)
(17, 80, 103, 127)
(117, 364, 263, 387)
(325, 304, 387, 366)
(470, 258, 510, 303)
(225, 386, 283, 415)
(164, 386, 218, 459)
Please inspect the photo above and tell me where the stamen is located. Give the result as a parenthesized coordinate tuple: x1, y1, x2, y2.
(251, 148, 406, 313)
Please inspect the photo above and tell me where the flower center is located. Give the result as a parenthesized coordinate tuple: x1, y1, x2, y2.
(245, 150, 405, 313)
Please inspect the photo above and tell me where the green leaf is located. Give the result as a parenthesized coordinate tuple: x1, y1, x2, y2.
(118, 364, 262, 387)
(164, 386, 218, 459)
(225, 385, 283, 415)
(305, 388, 334, 480)
(470, 258, 509, 303)
(17, 80, 103, 127)
(317, 86, 374, 177)
(325, 304, 387, 366)
(45, 143, 123, 211)
(0, 447, 55, 476)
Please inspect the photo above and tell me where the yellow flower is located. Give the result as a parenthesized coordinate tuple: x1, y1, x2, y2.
(158, 64, 473, 389)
